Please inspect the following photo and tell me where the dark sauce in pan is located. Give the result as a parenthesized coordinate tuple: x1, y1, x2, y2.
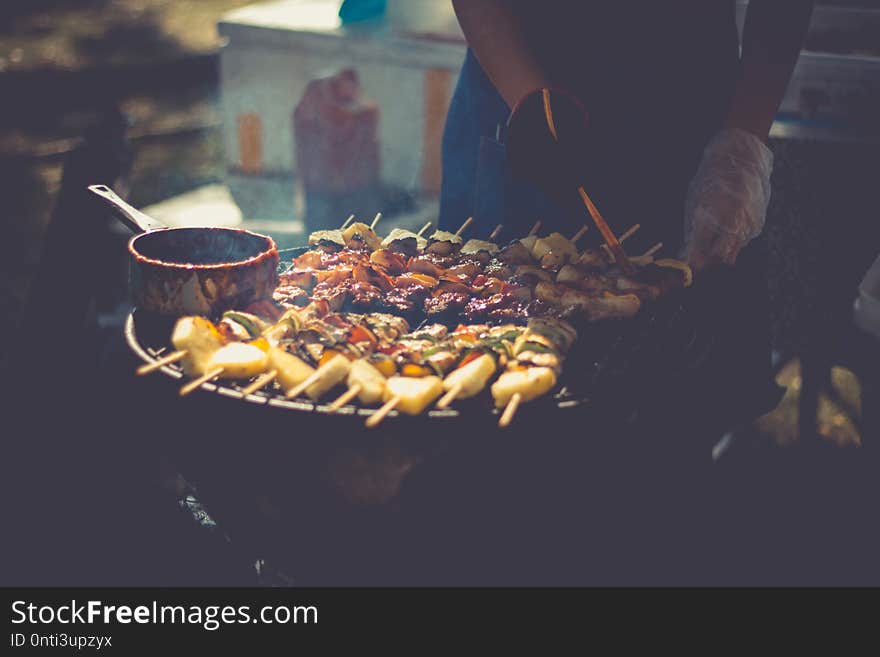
(132, 227, 274, 267)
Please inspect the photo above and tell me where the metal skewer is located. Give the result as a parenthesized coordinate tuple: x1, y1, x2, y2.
(341, 214, 355, 229)
(369, 212, 382, 231)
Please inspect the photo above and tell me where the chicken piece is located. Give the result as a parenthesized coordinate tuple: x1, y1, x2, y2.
(518, 235, 539, 254)
(207, 342, 269, 380)
(531, 232, 577, 261)
(443, 353, 497, 400)
(579, 293, 642, 321)
(267, 346, 315, 393)
(308, 229, 346, 249)
(171, 316, 226, 377)
(498, 240, 533, 265)
(514, 265, 554, 283)
(369, 249, 408, 275)
(383, 375, 444, 415)
(574, 249, 608, 269)
(347, 359, 387, 405)
(426, 230, 463, 256)
(491, 367, 557, 408)
(460, 239, 500, 257)
(555, 264, 585, 285)
(305, 353, 351, 401)
(408, 256, 444, 278)
(342, 222, 382, 251)
(381, 228, 426, 256)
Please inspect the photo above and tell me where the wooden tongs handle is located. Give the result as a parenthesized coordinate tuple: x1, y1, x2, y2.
(540, 89, 635, 275)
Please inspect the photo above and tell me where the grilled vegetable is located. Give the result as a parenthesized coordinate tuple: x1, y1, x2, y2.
(442, 353, 497, 399)
(207, 342, 269, 379)
(491, 367, 557, 408)
(308, 229, 346, 249)
(305, 353, 351, 401)
(171, 316, 226, 376)
(347, 359, 387, 404)
(382, 228, 427, 255)
(460, 239, 500, 257)
(426, 230, 463, 256)
(383, 375, 444, 415)
(267, 346, 315, 393)
(342, 222, 382, 251)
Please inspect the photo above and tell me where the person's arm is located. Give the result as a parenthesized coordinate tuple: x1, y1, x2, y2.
(684, 1, 814, 270)
(725, 0, 815, 140)
(451, 0, 549, 109)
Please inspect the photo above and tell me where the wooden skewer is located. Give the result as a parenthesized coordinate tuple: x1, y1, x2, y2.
(542, 89, 559, 141)
(498, 393, 522, 428)
(435, 382, 463, 410)
(538, 87, 634, 275)
(570, 225, 589, 243)
(454, 216, 474, 237)
(284, 366, 325, 400)
(341, 214, 355, 229)
(138, 350, 185, 375)
(528, 220, 542, 236)
(642, 242, 664, 258)
(417, 221, 432, 237)
(577, 187, 635, 275)
(365, 395, 401, 428)
(240, 370, 277, 397)
(369, 212, 382, 231)
(180, 368, 224, 396)
(488, 224, 503, 241)
(327, 384, 362, 412)
(601, 223, 641, 259)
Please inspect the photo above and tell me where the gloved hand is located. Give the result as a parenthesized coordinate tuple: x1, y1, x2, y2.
(505, 87, 591, 198)
(683, 128, 774, 271)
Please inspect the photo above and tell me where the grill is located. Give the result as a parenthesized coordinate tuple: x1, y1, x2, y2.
(124, 247, 735, 433)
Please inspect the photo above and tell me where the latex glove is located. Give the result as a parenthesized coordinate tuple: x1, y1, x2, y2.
(683, 128, 774, 271)
(505, 87, 591, 198)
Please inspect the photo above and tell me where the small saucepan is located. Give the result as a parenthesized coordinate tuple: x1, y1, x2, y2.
(90, 185, 279, 317)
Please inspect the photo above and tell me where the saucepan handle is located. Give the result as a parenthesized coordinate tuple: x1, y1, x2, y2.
(88, 184, 167, 234)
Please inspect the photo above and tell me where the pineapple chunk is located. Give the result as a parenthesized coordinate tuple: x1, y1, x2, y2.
(443, 354, 497, 399)
(491, 367, 557, 408)
(347, 359, 387, 405)
(171, 316, 225, 376)
(383, 376, 444, 415)
(267, 346, 315, 394)
(207, 342, 269, 380)
(305, 354, 351, 401)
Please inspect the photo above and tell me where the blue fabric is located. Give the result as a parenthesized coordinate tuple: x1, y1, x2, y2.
(439, 50, 565, 239)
